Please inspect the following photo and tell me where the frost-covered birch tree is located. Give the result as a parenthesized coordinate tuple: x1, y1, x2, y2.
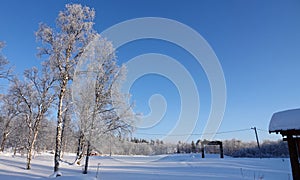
(0, 92, 20, 152)
(60, 89, 77, 157)
(0, 41, 14, 152)
(11, 63, 56, 170)
(73, 37, 136, 173)
(35, 4, 97, 173)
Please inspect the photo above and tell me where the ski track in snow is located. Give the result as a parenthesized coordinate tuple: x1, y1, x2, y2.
(0, 153, 291, 180)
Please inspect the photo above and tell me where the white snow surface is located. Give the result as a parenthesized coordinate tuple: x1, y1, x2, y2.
(269, 108, 300, 132)
(0, 153, 291, 180)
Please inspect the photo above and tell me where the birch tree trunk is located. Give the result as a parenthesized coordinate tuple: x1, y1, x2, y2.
(54, 80, 66, 172)
(35, 4, 97, 174)
(74, 131, 85, 165)
(26, 124, 41, 170)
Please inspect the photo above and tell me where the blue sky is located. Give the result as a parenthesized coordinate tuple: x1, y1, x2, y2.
(0, 0, 300, 142)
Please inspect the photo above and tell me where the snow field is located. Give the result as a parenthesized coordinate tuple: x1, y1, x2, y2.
(0, 153, 292, 180)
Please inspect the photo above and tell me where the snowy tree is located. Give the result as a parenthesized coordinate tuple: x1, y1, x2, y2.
(11, 63, 56, 169)
(221, 139, 289, 158)
(35, 4, 97, 173)
(60, 89, 77, 157)
(0, 41, 14, 152)
(73, 36, 136, 173)
(9, 116, 28, 155)
(0, 41, 11, 79)
(191, 141, 196, 153)
(35, 118, 57, 152)
(0, 92, 20, 152)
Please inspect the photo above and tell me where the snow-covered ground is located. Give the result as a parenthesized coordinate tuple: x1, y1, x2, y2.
(0, 153, 292, 180)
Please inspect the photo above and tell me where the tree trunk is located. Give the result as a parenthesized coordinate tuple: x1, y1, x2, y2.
(83, 141, 90, 174)
(26, 129, 39, 170)
(26, 146, 33, 170)
(54, 81, 67, 173)
(54, 120, 63, 172)
(26, 129, 33, 170)
(75, 132, 84, 165)
(0, 120, 11, 152)
(76, 135, 82, 157)
(0, 131, 9, 152)
(60, 121, 65, 159)
(13, 144, 17, 156)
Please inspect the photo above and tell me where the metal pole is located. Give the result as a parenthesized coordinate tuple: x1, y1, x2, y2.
(251, 127, 262, 158)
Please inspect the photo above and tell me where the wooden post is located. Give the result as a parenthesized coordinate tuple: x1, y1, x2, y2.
(297, 139, 300, 156)
(286, 135, 300, 180)
(201, 144, 205, 158)
(219, 142, 224, 158)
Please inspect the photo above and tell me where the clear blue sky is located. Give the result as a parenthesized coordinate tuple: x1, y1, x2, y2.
(0, 0, 300, 143)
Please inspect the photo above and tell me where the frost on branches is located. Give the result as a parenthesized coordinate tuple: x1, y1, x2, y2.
(73, 36, 136, 173)
(36, 4, 98, 173)
(35, 4, 137, 175)
(0, 41, 10, 79)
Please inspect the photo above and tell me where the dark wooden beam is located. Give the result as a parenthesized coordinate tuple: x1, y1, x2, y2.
(280, 130, 300, 136)
(201, 144, 205, 158)
(220, 142, 224, 158)
(286, 135, 300, 180)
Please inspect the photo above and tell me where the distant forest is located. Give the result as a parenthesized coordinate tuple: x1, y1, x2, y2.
(128, 138, 289, 158)
(1, 117, 288, 158)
